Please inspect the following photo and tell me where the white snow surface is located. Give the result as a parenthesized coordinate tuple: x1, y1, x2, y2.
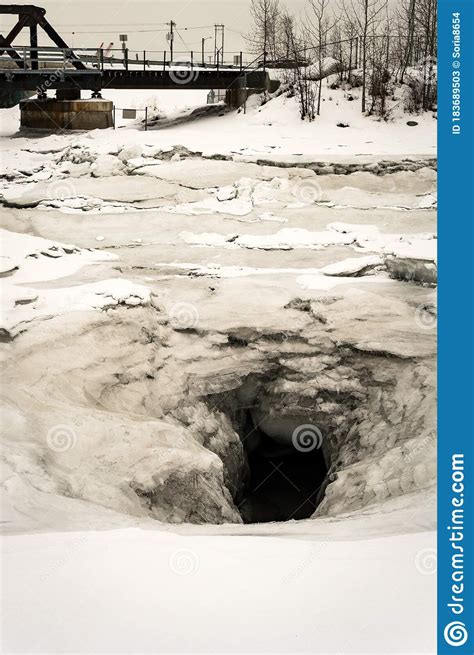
(1, 524, 435, 653)
(0, 83, 435, 159)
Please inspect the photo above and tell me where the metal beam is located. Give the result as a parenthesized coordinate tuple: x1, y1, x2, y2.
(37, 17, 86, 70)
(0, 69, 269, 92)
(30, 22, 38, 70)
(0, 13, 29, 55)
(0, 35, 26, 68)
(0, 5, 46, 16)
(0, 4, 86, 70)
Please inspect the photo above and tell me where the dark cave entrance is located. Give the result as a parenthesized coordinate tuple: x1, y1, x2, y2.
(237, 413, 329, 524)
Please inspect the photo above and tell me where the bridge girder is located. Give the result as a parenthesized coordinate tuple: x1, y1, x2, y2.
(0, 4, 271, 99)
(0, 4, 86, 70)
(0, 69, 269, 92)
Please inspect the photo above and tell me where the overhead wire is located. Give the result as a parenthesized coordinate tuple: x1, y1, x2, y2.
(66, 28, 170, 35)
(175, 29, 191, 50)
(58, 24, 216, 35)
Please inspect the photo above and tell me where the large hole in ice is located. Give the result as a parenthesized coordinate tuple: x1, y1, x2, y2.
(236, 410, 329, 524)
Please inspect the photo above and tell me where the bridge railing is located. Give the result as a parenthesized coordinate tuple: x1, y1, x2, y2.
(105, 49, 266, 71)
(1, 46, 267, 73)
(0, 46, 101, 72)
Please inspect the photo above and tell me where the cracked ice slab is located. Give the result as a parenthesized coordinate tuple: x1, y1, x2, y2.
(319, 255, 384, 276)
(179, 224, 437, 259)
(0, 228, 117, 284)
(1, 278, 152, 339)
(0, 229, 149, 338)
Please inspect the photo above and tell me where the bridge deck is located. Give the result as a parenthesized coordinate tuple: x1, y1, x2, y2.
(0, 67, 269, 91)
(0, 45, 269, 92)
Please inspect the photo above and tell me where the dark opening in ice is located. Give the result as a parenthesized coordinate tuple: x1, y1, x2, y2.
(237, 414, 329, 523)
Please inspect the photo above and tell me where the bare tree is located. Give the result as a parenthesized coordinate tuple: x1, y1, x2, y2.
(245, 0, 282, 63)
(366, 20, 392, 117)
(279, 10, 298, 63)
(418, 0, 437, 109)
(398, 0, 417, 82)
(330, 23, 345, 83)
(307, 0, 336, 115)
(278, 17, 316, 120)
(252, 0, 436, 119)
(342, 0, 387, 112)
(394, 0, 437, 111)
(342, 13, 359, 82)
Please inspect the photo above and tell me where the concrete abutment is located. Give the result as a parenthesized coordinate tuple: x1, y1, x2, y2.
(20, 97, 113, 130)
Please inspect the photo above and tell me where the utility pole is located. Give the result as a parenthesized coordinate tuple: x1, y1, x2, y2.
(167, 20, 175, 62)
(202, 36, 211, 67)
(119, 34, 128, 69)
(214, 24, 224, 66)
(119, 34, 128, 54)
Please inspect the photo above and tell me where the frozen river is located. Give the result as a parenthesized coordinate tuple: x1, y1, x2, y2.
(0, 102, 437, 652)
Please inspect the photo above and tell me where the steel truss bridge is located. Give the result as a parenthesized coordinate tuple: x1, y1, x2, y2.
(0, 5, 270, 94)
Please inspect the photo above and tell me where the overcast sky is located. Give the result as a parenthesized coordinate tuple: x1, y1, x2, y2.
(0, 0, 312, 55)
(1, 0, 401, 58)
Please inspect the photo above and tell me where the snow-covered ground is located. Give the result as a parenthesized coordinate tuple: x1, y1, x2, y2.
(2, 520, 435, 653)
(0, 86, 436, 653)
(0, 83, 436, 156)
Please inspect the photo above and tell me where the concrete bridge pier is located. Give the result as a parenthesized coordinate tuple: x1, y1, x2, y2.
(225, 87, 260, 109)
(225, 77, 279, 109)
(20, 90, 113, 130)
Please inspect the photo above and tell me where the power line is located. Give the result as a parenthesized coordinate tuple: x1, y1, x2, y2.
(67, 29, 170, 34)
(56, 24, 215, 31)
(51, 22, 170, 27)
(181, 26, 215, 31)
(63, 24, 216, 35)
(175, 29, 190, 50)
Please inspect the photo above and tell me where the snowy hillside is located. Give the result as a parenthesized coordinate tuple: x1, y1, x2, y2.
(1, 78, 436, 157)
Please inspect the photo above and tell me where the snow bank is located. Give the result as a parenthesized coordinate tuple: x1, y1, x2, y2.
(1, 526, 436, 653)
